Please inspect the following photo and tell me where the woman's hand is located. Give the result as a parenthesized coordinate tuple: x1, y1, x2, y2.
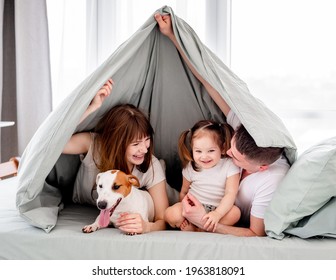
(89, 78, 114, 111)
(79, 78, 114, 124)
(116, 212, 149, 235)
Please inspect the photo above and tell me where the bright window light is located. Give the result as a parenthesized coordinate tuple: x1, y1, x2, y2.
(231, 0, 336, 154)
(47, 0, 206, 108)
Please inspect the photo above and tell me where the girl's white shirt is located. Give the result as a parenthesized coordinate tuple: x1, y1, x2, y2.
(182, 158, 240, 207)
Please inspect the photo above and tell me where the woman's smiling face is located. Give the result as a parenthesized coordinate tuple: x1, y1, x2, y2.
(125, 136, 151, 170)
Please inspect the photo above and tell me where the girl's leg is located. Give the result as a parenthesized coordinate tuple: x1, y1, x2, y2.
(180, 219, 201, 232)
(164, 202, 185, 229)
(218, 205, 241, 226)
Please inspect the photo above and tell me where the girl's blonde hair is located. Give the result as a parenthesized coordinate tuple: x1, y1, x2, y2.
(93, 104, 154, 174)
(178, 120, 233, 171)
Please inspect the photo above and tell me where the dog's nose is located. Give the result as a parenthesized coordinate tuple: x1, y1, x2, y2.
(97, 200, 107, 210)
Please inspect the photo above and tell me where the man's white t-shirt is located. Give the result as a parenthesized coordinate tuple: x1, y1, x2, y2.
(226, 110, 290, 225)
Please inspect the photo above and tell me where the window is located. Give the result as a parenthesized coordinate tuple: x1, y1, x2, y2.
(231, 0, 336, 154)
(47, 0, 208, 108)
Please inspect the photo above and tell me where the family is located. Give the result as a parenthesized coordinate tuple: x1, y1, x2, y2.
(62, 14, 290, 237)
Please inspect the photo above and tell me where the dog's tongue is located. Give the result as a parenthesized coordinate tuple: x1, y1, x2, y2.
(98, 209, 111, 227)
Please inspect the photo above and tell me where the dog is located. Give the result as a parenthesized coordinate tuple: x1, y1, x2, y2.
(82, 170, 154, 234)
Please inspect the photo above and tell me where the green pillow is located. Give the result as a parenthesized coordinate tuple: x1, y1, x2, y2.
(284, 197, 336, 238)
(265, 136, 336, 239)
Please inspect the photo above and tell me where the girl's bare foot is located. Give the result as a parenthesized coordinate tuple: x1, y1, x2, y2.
(180, 219, 197, 232)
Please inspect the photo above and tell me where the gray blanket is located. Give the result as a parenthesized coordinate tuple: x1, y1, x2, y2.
(16, 6, 296, 232)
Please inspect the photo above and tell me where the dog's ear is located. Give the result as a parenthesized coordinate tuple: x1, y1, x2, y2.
(127, 175, 140, 188)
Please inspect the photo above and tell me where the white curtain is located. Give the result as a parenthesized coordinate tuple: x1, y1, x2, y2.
(48, 0, 231, 108)
(206, 0, 231, 66)
(0, 0, 52, 161)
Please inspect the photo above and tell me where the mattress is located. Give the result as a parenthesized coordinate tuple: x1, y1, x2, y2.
(1, 177, 335, 260)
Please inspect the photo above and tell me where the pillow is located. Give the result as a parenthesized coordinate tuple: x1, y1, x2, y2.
(264, 136, 336, 239)
(284, 197, 336, 238)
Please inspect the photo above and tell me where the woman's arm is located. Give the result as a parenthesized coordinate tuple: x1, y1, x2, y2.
(62, 79, 113, 155)
(146, 180, 170, 232)
(116, 180, 169, 233)
(62, 132, 92, 154)
(79, 79, 113, 124)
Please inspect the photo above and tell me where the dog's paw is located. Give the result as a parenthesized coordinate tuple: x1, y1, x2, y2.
(82, 224, 99, 233)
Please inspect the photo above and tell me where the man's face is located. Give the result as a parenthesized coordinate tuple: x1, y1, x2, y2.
(226, 136, 262, 173)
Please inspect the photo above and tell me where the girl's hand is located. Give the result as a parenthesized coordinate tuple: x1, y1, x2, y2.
(116, 212, 149, 234)
(89, 78, 114, 110)
(202, 210, 222, 232)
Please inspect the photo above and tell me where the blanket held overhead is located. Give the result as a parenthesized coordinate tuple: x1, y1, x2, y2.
(16, 6, 296, 233)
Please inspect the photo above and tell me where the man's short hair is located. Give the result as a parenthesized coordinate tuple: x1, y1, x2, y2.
(234, 124, 284, 165)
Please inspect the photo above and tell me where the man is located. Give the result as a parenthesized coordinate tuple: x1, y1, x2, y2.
(155, 13, 290, 237)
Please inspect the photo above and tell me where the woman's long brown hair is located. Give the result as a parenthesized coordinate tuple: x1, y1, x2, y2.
(93, 104, 154, 174)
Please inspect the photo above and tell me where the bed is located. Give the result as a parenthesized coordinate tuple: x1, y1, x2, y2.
(1, 176, 335, 260)
(2, 6, 336, 260)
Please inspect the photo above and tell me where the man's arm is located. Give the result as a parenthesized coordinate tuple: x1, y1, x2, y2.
(155, 14, 231, 117)
(214, 215, 266, 237)
(182, 193, 266, 237)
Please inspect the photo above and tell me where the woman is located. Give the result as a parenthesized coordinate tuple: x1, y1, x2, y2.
(63, 79, 169, 234)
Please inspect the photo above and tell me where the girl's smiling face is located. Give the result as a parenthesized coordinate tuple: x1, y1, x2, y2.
(125, 136, 151, 170)
(192, 134, 222, 169)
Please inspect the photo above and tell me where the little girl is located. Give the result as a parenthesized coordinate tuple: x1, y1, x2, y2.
(164, 120, 241, 232)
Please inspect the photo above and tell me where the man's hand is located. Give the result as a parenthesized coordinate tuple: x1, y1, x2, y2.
(181, 193, 206, 229)
(154, 13, 174, 39)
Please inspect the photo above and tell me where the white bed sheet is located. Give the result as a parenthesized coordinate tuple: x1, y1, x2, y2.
(1, 177, 335, 260)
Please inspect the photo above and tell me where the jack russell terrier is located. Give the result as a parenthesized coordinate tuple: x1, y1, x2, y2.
(82, 170, 154, 234)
